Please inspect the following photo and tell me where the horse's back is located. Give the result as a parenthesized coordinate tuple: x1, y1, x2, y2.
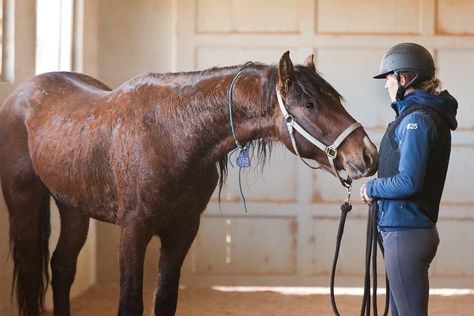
(2, 72, 111, 118)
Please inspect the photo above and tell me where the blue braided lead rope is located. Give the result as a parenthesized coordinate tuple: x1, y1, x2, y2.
(227, 62, 253, 212)
(238, 167, 248, 212)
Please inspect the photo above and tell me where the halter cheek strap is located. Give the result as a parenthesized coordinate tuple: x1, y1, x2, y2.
(276, 86, 362, 188)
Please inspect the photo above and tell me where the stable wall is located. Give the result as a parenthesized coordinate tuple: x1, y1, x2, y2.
(2, 4, 473, 314)
(92, 0, 474, 290)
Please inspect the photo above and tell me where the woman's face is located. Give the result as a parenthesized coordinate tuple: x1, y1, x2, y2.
(385, 74, 399, 102)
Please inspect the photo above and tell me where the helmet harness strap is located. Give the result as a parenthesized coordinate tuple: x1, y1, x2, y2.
(395, 71, 420, 101)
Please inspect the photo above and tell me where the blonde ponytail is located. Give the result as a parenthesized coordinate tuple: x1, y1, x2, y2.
(417, 78, 442, 95)
(402, 72, 442, 95)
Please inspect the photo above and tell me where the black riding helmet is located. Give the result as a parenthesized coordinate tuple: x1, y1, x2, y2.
(374, 43, 435, 100)
(374, 43, 435, 79)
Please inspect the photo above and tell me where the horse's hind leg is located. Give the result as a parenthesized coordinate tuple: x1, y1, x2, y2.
(0, 92, 52, 315)
(50, 202, 90, 316)
(0, 167, 51, 316)
(153, 214, 201, 316)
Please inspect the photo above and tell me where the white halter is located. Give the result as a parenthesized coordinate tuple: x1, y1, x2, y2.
(276, 86, 362, 188)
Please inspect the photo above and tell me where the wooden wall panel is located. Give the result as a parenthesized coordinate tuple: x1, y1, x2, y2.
(433, 208, 474, 280)
(316, 47, 394, 129)
(437, 49, 474, 128)
(211, 146, 298, 203)
(437, 0, 474, 35)
(196, 47, 293, 68)
(172, 0, 474, 287)
(442, 147, 474, 203)
(195, 216, 297, 274)
(93, 0, 474, 288)
(316, 0, 421, 34)
(311, 216, 384, 275)
(196, 0, 302, 33)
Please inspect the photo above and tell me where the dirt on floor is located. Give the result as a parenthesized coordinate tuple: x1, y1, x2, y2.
(44, 284, 474, 316)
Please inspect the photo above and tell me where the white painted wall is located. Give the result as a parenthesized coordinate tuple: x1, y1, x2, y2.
(2, 3, 473, 314)
(177, 0, 474, 288)
(91, 0, 474, 290)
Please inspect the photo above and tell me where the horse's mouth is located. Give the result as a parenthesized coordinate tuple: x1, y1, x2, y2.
(342, 146, 378, 180)
(344, 160, 367, 180)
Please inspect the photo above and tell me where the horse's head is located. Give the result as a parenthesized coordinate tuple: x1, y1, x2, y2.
(275, 51, 378, 180)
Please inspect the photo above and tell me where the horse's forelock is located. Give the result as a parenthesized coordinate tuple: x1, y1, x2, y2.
(293, 66, 344, 103)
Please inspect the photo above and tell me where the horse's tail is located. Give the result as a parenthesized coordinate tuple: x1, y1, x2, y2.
(0, 87, 52, 316)
(10, 192, 51, 316)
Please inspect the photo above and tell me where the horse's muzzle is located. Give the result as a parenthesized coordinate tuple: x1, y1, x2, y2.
(343, 136, 378, 179)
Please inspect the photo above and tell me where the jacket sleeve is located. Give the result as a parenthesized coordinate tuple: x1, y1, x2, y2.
(366, 112, 437, 199)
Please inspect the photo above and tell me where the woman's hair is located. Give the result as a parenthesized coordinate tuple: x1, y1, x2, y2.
(402, 71, 442, 95)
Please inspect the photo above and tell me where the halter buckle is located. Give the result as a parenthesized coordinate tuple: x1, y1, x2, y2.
(325, 146, 337, 160)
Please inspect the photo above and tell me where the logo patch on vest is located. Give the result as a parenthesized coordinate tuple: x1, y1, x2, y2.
(406, 123, 418, 130)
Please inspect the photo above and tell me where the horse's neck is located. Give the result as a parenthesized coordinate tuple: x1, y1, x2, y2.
(202, 68, 278, 158)
(153, 66, 278, 163)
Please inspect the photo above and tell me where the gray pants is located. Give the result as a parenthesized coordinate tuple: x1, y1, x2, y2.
(379, 228, 439, 316)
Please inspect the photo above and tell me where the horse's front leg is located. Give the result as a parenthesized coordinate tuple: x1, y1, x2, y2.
(118, 215, 153, 316)
(154, 214, 201, 316)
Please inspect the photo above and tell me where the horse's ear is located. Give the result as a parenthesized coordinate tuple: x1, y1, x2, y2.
(278, 51, 294, 97)
(304, 54, 316, 71)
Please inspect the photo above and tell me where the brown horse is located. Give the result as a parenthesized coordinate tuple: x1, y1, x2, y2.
(0, 51, 377, 316)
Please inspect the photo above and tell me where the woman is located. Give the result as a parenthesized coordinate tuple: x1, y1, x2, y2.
(360, 43, 458, 316)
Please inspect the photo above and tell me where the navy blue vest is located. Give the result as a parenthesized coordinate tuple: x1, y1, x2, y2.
(378, 104, 451, 224)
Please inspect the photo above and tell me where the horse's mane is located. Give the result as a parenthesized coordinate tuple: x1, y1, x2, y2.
(117, 62, 343, 203)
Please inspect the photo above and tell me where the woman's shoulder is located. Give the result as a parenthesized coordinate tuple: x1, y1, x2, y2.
(395, 110, 438, 141)
(399, 108, 438, 129)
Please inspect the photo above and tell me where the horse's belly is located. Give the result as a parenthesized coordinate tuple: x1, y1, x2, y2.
(27, 125, 119, 220)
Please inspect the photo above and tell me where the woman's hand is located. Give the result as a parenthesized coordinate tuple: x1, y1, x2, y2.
(360, 184, 373, 204)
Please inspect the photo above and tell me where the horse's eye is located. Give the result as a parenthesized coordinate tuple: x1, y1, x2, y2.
(305, 102, 315, 109)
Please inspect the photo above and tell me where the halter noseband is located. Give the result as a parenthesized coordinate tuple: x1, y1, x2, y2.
(276, 86, 362, 189)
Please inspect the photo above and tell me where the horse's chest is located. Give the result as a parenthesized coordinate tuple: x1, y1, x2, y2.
(151, 165, 219, 213)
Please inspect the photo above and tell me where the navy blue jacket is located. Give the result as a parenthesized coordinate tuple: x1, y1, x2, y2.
(366, 89, 458, 228)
